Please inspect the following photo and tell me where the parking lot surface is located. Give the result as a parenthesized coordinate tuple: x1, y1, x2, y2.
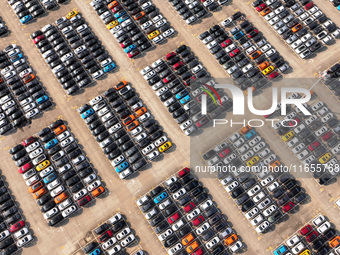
(0, 0, 339, 254)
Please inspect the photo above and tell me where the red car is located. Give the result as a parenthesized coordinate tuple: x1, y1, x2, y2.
(9, 221, 25, 233)
(191, 248, 203, 255)
(221, 39, 232, 48)
(163, 74, 176, 83)
(184, 77, 195, 86)
(282, 202, 294, 212)
(192, 215, 205, 226)
(19, 162, 33, 174)
(168, 213, 180, 224)
(165, 52, 176, 60)
(256, 3, 267, 11)
(248, 29, 259, 38)
(322, 132, 333, 141)
(178, 167, 190, 177)
(120, 39, 132, 48)
(184, 202, 195, 213)
(172, 61, 183, 70)
(300, 224, 313, 235)
(78, 195, 92, 206)
(196, 117, 209, 127)
(128, 49, 140, 58)
(229, 49, 240, 57)
(306, 231, 318, 242)
(289, 118, 300, 126)
(22, 137, 35, 146)
(99, 230, 113, 242)
(112, 5, 122, 13)
(268, 72, 278, 80)
(219, 148, 230, 158)
(33, 35, 45, 44)
(304, 2, 314, 10)
(308, 141, 320, 151)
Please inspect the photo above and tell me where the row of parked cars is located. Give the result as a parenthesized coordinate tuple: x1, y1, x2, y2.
(253, 0, 339, 59)
(199, 21, 273, 93)
(328, 0, 340, 11)
(203, 127, 307, 233)
(321, 62, 340, 98)
(141, 44, 223, 136)
(137, 168, 243, 254)
(0, 17, 9, 36)
(268, 96, 340, 185)
(10, 120, 105, 226)
(83, 213, 137, 255)
(167, 0, 228, 25)
(0, 45, 53, 135)
(79, 82, 172, 179)
(274, 214, 340, 255)
(0, 176, 34, 254)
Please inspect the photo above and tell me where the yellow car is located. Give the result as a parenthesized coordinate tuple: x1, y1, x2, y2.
(107, 20, 119, 29)
(319, 153, 332, 163)
(66, 11, 78, 19)
(36, 160, 50, 171)
(247, 156, 259, 167)
(148, 30, 159, 39)
(159, 142, 172, 153)
(300, 249, 311, 255)
(282, 131, 295, 141)
(262, 66, 274, 75)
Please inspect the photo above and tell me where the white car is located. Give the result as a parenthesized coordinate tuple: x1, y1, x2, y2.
(253, 142, 266, 152)
(172, 188, 186, 200)
(13, 228, 29, 239)
(292, 242, 305, 254)
(84, 173, 97, 184)
(205, 236, 220, 250)
(154, 136, 168, 147)
(136, 195, 150, 207)
(312, 215, 325, 227)
(159, 199, 171, 210)
(57, 131, 70, 141)
(286, 235, 300, 247)
(29, 148, 44, 159)
(117, 227, 131, 240)
(196, 222, 210, 235)
(58, 199, 72, 211)
(17, 234, 33, 247)
(168, 243, 183, 255)
(73, 188, 87, 200)
(158, 229, 173, 241)
(230, 241, 243, 252)
(317, 107, 329, 116)
(43, 207, 59, 219)
(102, 237, 117, 250)
(47, 179, 60, 191)
(163, 28, 175, 38)
(171, 220, 184, 231)
(253, 191, 266, 203)
(317, 221, 331, 234)
(119, 169, 132, 180)
(186, 208, 200, 220)
(263, 205, 277, 217)
(87, 180, 101, 191)
(62, 205, 77, 217)
(61, 137, 74, 147)
(245, 207, 259, 219)
(51, 185, 65, 197)
(107, 244, 121, 254)
(121, 234, 135, 247)
(142, 144, 155, 155)
(200, 200, 213, 211)
(108, 213, 122, 225)
(292, 143, 305, 154)
(225, 181, 239, 192)
(256, 221, 270, 233)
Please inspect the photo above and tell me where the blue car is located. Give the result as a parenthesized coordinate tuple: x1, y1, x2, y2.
(124, 44, 136, 53)
(103, 63, 116, 73)
(180, 95, 190, 104)
(115, 161, 129, 173)
(43, 172, 57, 184)
(114, 11, 126, 19)
(233, 31, 244, 40)
(11, 53, 23, 63)
(81, 108, 94, 119)
(118, 14, 129, 23)
(90, 249, 101, 255)
(36, 95, 49, 105)
(244, 129, 256, 140)
(20, 15, 32, 24)
(338, 5, 340, 11)
(44, 139, 58, 149)
(154, 192, 168, 204)
(274, 245, 288, 255)
(176, 89, 188, 100)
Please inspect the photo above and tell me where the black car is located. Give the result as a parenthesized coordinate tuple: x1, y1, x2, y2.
(95, 223, 109, 235)
(41, 201, 56, 213)
(48, 214, 64, 226)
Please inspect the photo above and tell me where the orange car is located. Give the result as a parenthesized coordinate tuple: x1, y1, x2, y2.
(0, 77, 4, 84)
(270, 160, 281, 169)
(115, 80, 127, 90)
(224, 234, 238, 245)
(134, 11, 145, 20)
(260, 7, 271, 16)
(258, 61, 269, 71)
(123, 115, 135, 126)
(54, 124, 66, 135)
(23, 74, 35, 83)
(92, 186, 105, 197)
(186, 241, 199, 253)
(250, 50, 262, 60)
(33, 187, 47, 199)
(330, 236, 340, 248)
(55, 192, 68, 204)
(244, 86, 255, 96)
(135, 107, 147, 117)
(292, 24, 302, 33)
(239, 125, 251, 135)
(28, 181, 43, 193)
(107, 0, 118, 9)
(182, 233, 194, 246)
(127, 120, 139, 131)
